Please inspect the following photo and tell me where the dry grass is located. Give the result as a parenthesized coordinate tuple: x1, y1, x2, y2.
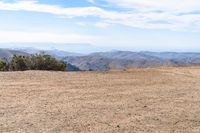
(1, 67, 200, 132)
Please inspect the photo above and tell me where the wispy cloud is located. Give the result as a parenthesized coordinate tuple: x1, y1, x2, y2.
(87, 0, 96, 4)
(95, 22, 111, 28)
(0, 1, 104, 17)
(103, 0, 200, 12)
(76, 22, 87, 27)
(0, 30, 100, 43)
(0, 0, 199, 31)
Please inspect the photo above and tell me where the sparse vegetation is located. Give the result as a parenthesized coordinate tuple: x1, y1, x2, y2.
(1, 54, 67, 71)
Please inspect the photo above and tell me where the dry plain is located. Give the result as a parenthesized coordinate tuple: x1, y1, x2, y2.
(1, 67, 200, 133)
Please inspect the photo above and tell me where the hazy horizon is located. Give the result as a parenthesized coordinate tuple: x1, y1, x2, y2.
(1, 42, 200, 54)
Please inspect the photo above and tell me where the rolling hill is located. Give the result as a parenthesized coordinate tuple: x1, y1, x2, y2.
(63, 51, 200, 70)
(0, 48, 80, 71)
(1, 48, 200, 71)
(0, 49, 29, 61)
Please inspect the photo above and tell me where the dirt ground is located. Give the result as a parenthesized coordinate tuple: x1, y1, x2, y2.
(1, 67, 200, 133)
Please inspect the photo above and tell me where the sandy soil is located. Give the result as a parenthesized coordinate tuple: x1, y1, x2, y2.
(1, 67, 200, 133)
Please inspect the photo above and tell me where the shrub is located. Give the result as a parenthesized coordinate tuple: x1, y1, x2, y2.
(10, 55, 29, 71)
(29, 54, 66, 71)
(9, 54, 66, 71)
(0, 60, 7, 71)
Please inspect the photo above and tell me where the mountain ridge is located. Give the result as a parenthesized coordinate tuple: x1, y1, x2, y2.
(1, 48, 200, 71)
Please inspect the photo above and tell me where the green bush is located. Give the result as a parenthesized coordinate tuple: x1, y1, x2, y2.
(29, 54, 66, 71)
(9, 54, 66, 71)
(10, 55, 29, 71)
(0, 60, 7, 71)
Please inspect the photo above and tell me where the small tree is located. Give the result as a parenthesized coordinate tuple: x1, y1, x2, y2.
(0, 60, 7, 71)
(10, 55, 29, 71)
(9, 54, 67, 71)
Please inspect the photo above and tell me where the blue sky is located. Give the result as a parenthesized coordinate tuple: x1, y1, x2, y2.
(0, 0, 200, 52)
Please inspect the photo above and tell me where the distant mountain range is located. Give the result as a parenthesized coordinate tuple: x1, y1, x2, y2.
(0, 49, 29, 61)
(0, 43, 108, 54)
(1, 48, 200, 71)
(15, 48, 82, 59)
(63, 51, 200, 71)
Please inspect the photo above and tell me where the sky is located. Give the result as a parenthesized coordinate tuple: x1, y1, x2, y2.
(0, 0, 200, 52)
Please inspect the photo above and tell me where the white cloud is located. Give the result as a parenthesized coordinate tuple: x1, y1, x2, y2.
(0, 1, 104, 17)
(0, 31, 100, 43)
(76, 22, 87, 26)
(0, 0, 199, 31)
(95, 22, 110, 28)
(104, 0, 200, 12)
(88, 0, 96, 4)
